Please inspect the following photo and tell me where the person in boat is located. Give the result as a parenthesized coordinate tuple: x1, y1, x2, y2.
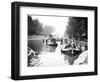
(60, 39, 72, 51)
(61, 38, 80, 57)
(48, 38, 58, 47)
(46, 34, 53, 45)
(73, 45, 88, 65)
(71, 40, 79, 50)
(46, 34, 58, 47)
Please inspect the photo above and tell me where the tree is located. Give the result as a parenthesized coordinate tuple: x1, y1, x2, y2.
(28, 16, 43, 35)
(66, 17, 88, 41)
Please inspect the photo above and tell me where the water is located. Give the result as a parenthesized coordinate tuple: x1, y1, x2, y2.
(28, 40, 81, 67)
(37, 41, 70, 66)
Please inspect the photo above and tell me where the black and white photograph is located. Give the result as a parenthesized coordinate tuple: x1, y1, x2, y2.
(28, 15, 88, 67)
(11, 2, 97, 80)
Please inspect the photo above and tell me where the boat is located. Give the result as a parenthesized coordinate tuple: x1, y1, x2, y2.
(61, 42, 81, 57)
(47, 38, 58, 47)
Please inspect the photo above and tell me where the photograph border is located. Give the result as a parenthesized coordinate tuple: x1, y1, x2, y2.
(11, 1, 98, 80)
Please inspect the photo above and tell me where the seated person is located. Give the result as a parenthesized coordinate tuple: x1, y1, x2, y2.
(60, 41, 71, 51)
(73, 46, 88, 65)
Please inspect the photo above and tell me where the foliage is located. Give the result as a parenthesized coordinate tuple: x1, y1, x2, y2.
(28, 16, 43, 35)
(66, 17, 88, 41)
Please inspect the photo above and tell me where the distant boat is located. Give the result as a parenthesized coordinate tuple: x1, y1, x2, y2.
(49, 43, 58, 47)
(47, 38, 58, 47)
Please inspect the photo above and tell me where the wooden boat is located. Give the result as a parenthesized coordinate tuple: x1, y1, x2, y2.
(47, 38, 58, 47)
(61, 43, 81, 57)
(61, 49, 81, 57)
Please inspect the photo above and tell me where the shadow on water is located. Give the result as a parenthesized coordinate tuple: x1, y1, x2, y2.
(28, 40, 58, 53)
(61, 50, 82, 65)
(28, 40, 43, 52)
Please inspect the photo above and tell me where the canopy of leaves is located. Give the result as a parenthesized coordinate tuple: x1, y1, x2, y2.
(28, 16, 43, 35)
(66, 17, 88, 41)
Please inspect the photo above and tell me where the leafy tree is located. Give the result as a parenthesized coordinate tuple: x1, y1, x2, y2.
(28, 16, 43, 35)
(66, 17, 88, 41)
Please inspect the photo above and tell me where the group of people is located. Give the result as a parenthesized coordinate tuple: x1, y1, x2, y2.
(42, 34, 88, 65)
(60, 38, 88, 65)
(60, 38, 87, 52)
(43, 35, 87, 53)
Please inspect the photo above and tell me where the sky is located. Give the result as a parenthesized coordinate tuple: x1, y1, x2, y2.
(31, 15, 69, 38)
